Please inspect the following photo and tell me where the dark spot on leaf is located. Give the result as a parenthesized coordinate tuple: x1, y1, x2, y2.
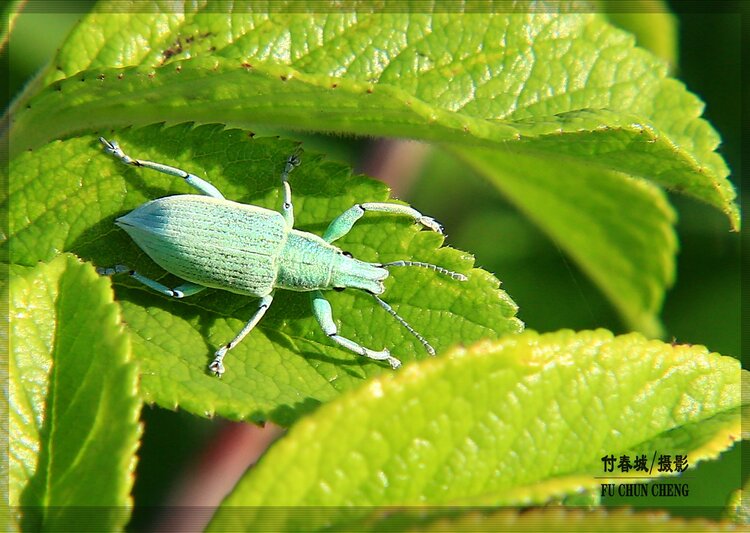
(118, 73, 124, 80)
(97, 73, 105, 80)
(280, 75, 288, 81)
(162, 39, 183, 61)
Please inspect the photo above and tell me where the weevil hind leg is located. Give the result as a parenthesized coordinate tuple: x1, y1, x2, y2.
(97, 264, 207, 298)
(322, 202, 444, 243)
(99, 137, 225, 199)
(310, 290, 402, 369)
(209, 293, 274, 377)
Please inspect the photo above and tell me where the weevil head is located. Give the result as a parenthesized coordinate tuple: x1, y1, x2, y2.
(330, 251, 388, 295)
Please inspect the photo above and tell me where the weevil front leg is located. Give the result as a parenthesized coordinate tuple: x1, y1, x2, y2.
(210, 293, 274, 377)
(97, 265, 207, 298)
(322, 202, 444, 243)
(99, 137, 225, 199)
(311, 290, 401, 369)
(279, 148, 301, 228)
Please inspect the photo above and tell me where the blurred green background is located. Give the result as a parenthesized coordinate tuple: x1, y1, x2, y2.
(4, 2, 743, 527)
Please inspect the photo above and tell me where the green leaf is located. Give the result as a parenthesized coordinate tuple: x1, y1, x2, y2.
(725, 482, 750, 524)
(5, 123, 522, 425)
(210, 330, 743, 530)
(226, 507, 744, 533)
(453, 145, 677, 336)
(8, 254, 139, 531)
(601, 1, 679, 69)
(12, 14, 737, 223)
(6, 9, 737, 336)
(11, 11, 737, 228)
(1, 0, 24, 53)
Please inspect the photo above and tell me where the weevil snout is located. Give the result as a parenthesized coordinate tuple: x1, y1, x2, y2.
(330, 253, 388, 295)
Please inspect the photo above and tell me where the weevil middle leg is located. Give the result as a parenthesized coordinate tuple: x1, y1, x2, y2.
(310, 290, 401, 369)
(99, 137, 225, 199)
(209, 293, 274, 376)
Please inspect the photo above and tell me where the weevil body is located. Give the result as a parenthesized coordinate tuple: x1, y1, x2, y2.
(98, 138, 466, 376)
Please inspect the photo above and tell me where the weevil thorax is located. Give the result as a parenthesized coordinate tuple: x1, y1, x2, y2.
(277, 230, 388, 294)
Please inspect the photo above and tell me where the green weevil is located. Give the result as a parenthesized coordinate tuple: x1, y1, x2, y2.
(97, 137, 467, 376)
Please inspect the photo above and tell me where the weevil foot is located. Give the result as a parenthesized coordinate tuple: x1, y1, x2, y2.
(99, 137, 116, 152)
(287, 150, 302, 168)
(99, 137, 122, 157)
(209, 347, 227, 377)
(99, 137, 134, 165)
(209, 359, 225, 377)
(419, 216, 444, 234)
(96, 264, 131, 276)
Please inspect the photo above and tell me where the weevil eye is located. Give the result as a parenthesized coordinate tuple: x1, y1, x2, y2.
(342, 251, 353, 258)
(334, 286, 345, 292)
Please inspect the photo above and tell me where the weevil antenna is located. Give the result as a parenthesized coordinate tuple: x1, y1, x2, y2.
(381, 260, 468, 281)
(370, 293, 436, 356)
